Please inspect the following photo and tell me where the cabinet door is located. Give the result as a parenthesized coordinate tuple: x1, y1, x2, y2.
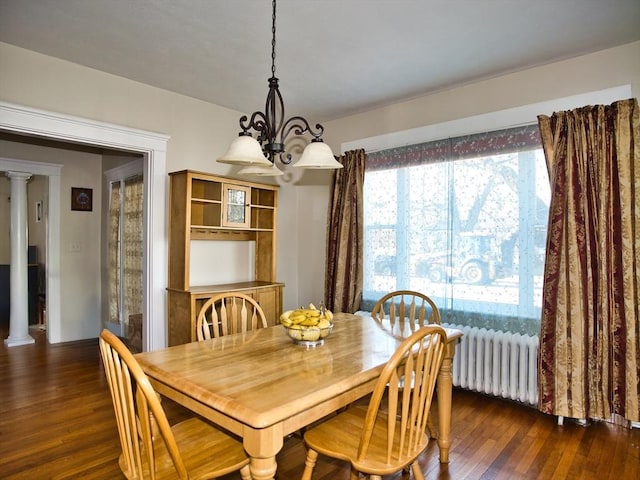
(222, 184, 251, 228)
(255, 286, 281, 326)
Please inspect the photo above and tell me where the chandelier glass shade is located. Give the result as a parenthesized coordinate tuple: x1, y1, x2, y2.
(217, 134, 272, 167)
(216, 0, 342, 175)
(293, 140, 339, 169)
(237, 161, 284, 177)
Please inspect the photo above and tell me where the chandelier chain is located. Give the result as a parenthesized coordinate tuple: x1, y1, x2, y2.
(271, 0, 276, 78)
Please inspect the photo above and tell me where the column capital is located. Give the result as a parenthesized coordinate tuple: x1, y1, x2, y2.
(6, 171, 32, 181)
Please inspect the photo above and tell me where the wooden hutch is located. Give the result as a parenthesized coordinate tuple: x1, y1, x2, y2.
(167, 170, 283, 345)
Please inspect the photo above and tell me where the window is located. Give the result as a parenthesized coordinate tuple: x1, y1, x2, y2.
(363, 125, 549, 335)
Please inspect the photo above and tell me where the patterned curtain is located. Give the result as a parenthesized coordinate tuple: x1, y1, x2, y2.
(325, 149, 365, 313)
(108, 182, 121, 324)
(123, 175, 144, 324)
(537, 98, 640, 423)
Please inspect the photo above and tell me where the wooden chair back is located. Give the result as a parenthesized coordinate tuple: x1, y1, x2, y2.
(358, 325, 447, 470)
(196, 292, 268, 341)
(99, 329, 189, 479)
(371, 290, 440, 338)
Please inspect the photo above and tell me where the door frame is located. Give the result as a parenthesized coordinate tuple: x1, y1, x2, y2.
(0, 101, 169, 350)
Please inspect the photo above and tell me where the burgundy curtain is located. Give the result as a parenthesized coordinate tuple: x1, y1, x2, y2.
(537, 98, 640, 423)
(325, 149, 365, 313)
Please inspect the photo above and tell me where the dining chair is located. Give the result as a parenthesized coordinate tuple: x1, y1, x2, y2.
(371, 290, 442, 440)
(196, 292, 268, 341)
(99, 329, 252, 480)
(301, 325, 447, 480)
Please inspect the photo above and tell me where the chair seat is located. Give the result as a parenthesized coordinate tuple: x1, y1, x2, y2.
(119, 417, 249, 480)
(304, 403, 428, 476)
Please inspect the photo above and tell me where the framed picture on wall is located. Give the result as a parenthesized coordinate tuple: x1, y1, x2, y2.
(71, 187, 93, 212)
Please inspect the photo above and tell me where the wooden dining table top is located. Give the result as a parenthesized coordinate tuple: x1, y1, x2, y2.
(136, 313, 463, 479)
(136, 313, 460, 431)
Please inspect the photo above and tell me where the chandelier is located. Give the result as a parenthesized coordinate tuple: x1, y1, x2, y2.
(216, 0, 343, 176)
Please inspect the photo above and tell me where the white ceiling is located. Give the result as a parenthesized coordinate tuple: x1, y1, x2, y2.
(1, 0, 639, 122)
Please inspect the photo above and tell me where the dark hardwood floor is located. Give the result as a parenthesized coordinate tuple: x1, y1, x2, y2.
(1, 321, 639, 479)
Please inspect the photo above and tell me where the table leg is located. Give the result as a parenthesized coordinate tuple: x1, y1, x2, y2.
(248, 456, 277, 480)
(436, 342, 456, 463)
(243, 425, 283, 480)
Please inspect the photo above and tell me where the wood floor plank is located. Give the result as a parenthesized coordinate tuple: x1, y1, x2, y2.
(512, 419, 554, 476)
(2, 323, 640, 479)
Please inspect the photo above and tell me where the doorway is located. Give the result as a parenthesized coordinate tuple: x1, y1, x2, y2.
(0, 101, 169, 350)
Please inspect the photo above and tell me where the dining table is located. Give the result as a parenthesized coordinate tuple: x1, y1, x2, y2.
(135, 312, 463, 480)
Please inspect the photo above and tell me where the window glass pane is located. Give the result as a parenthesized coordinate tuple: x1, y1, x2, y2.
(363, 133, 549, 335)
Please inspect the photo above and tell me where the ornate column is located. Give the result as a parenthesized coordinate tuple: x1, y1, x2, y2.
(4, 171, 35, 347)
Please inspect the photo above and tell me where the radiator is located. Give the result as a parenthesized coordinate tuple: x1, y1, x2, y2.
(443, 323, 539, 405)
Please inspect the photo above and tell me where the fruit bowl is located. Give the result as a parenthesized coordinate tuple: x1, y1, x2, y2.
(280, 303, 334, 347)
(283, 322, 334, 347)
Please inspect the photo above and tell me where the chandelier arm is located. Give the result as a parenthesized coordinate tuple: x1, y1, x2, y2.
(240, 111, 269, 136)
(278, 151, 293, 165)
